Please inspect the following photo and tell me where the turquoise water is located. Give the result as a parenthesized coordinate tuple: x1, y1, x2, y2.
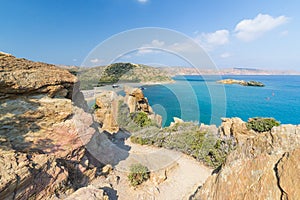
(142, 75, 300, 126)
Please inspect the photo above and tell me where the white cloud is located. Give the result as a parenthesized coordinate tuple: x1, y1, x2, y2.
(136, 39, 165, 55)
(235, 14, 289, 41)
(137, 0, 148, 3)
(220, 52, 231, 58)
(202, 30, 230, 46)
(195, 29, 230, 51)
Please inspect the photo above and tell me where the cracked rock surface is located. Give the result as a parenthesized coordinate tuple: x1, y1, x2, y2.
(195, 122, 300, 200)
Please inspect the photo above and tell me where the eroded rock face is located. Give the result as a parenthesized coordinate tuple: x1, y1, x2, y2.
(94, 91, 121, 133)
(197, 120, 300, 200)
(219, 117, 256, 144)
(0, 53, 76, 99)
(124, 86, 162, 127)
(124, 87, 150, 113)
(0, 53, 100, 199)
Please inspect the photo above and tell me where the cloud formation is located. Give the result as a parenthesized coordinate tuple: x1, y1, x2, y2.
(195, 29, 229, 51)
(235, 14, 288, 41)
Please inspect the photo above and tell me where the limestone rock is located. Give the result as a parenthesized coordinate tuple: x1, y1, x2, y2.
(94, 91, 121, 133)
(124, 86, 151, 113)
(196, 121, 300, 200)
(219, 117, 256, 143)
(276, 149, 300, 199)
(0, 53, 100, 199)
(0, 53, 76, 99)
(170, 117, 184, 127)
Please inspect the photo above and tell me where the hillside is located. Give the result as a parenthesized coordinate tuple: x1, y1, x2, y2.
(98, 63, 173, 85)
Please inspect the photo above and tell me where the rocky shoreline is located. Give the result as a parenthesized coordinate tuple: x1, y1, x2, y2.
(217, 78, 265, 87)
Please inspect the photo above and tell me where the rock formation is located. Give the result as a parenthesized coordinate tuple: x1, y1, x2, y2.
(94, 91, 122, 133)
(196, 119, 300, 200)
(0, 52, 75, 99)
(94, 86, 162, 134)
(0, 53, 101, 199)
(217, 79, 265, 87)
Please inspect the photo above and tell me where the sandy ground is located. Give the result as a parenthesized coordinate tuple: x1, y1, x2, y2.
(90, 133, 212, 200)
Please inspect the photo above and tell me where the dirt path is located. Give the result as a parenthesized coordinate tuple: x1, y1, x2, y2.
(110, 139, 212, 200)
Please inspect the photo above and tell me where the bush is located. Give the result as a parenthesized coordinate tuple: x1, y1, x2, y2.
(131, 112, 152, 128)
(128, 163, 150, 187)
(246, 117, 280, 132)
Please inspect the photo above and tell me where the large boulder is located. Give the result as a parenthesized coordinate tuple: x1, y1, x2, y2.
(196, 122, 300, 200)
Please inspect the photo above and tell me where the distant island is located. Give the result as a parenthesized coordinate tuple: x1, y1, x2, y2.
(217, 79, 265, 87)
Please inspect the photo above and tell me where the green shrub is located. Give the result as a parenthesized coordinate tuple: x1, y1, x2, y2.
(130, 112, 152, 128)
(246, 117, 280, 132)
(128, 163, 150, 187)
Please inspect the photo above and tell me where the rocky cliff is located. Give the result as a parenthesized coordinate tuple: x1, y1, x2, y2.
(0, 53, 106, 199)
(195, 118, 300, 200)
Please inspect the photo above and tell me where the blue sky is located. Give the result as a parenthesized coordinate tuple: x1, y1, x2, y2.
(1, 0, 299, 70)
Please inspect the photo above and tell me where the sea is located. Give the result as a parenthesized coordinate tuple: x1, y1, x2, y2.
(140, 75, 300, 127)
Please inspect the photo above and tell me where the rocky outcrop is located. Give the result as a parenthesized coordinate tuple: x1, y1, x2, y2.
(196, 120, 300, 200)
(219, 117, 256, 144)
(124, 86, 162, 126)
(217, 79, 264, 87)
(124, 86, 152, 113)
(169, 117, 184, 127)
(94, 91, 122, 133)
(0, 53, 101, 199)
(94, 87, 162, 134)
(0, 52, 76, 99)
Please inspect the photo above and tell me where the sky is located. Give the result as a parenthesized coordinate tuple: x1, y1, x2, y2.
(1, 0, 300, 70)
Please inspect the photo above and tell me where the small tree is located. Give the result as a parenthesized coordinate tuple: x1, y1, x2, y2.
(128, 163, 150, 187)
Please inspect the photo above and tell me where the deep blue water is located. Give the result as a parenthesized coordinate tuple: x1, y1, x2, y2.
(142, 75, 300, 126)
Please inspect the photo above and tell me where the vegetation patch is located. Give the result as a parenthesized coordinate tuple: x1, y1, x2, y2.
(117, 101, 158, 132)
(128, 163, 150, 187)
(130, 122, 236, 168)
(246, 117, 280, 132)
(130, 112, 152, 128)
